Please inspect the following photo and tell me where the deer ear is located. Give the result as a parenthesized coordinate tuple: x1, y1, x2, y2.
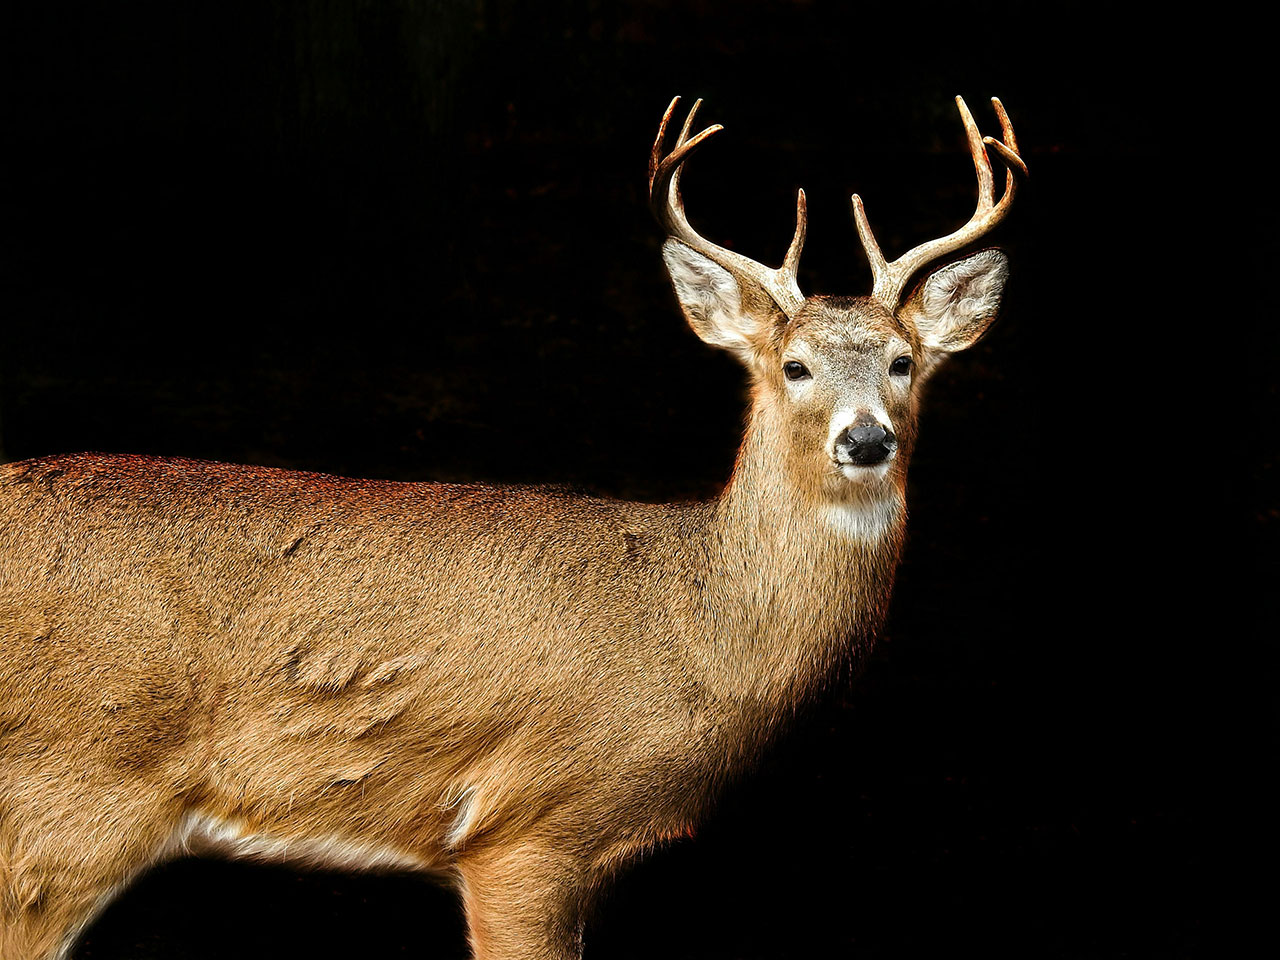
(662, 239, 776, 363)
(903, 249, 1009, 358)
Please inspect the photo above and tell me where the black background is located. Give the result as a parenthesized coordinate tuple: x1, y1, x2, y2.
(5, 2, 1260, 958)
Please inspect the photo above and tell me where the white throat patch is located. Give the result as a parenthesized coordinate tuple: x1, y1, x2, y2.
(821, 497, 901, 543)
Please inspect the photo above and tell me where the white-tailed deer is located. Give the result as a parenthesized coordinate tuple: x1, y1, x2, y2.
(0, 95, 1025, 959)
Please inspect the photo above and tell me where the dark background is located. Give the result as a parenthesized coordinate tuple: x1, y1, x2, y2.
(5, 2, 1258, 957)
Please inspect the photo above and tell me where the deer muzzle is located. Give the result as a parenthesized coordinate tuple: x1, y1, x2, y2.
(835, 418, 898, 466)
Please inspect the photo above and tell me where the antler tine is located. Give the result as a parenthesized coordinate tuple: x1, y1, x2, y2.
(666, 98, 707, 221)
(850, 193, 887, 286)
(782, 188, 807, 279)
(853, 96, 1027, 310)
(650, 97, 807, 318)
(648, 97, 709, 195)
(676, 97, 703, 148)
(985, 96, 1028, 180)
(957, 96, 995, 213)
(648, 97, 680, 192)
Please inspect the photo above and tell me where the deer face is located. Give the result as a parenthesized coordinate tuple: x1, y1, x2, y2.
(774, 296, 915, 493)
(662, 240, 1009, 500)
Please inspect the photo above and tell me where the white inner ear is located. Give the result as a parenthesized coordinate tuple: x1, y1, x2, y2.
(662, 239, 758, 357)
(917, 249, 1009, 351)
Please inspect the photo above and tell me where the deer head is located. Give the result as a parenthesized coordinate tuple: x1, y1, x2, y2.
(651, 96, 1026, 507)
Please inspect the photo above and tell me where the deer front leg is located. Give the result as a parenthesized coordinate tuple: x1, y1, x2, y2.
(456, 841, 588, 960)
(1, 773, 181, 960)
(0, 886, 99, 960)
(1, 822, 154, 960)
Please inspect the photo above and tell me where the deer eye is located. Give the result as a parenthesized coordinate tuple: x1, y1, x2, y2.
(890, 355, 913, 376)
(783, 361, 811, 381)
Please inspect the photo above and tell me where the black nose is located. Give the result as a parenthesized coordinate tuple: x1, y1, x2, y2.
(841, 422, 897, 465)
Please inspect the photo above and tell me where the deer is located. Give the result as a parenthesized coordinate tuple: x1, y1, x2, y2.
(0, 94, 1025, 960)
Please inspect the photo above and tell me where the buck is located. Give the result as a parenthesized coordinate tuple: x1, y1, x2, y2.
(0, 95, 1025, 959)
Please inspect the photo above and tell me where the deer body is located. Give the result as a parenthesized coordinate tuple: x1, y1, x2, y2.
(0, 97, 1024, 959)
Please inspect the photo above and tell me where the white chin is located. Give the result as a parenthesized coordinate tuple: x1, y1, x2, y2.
(840, 462, 892, 482)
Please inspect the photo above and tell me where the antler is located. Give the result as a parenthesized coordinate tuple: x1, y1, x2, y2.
(649, 96, 808, 318)
(852, 96, 1028, 310)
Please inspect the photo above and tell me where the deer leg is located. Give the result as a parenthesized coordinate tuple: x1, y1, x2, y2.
(1, 784, 179, 960)
(0, 875, 110, 960)
(456, 841, 588, 960)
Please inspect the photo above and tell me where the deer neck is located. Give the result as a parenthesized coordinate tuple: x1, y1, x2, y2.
(698, 396, 906, 711)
